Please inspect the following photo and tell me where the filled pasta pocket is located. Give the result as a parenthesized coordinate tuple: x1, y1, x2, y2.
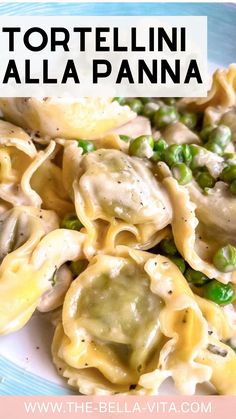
(63, 146, 172, 256)
(0, 206, 87, 334)
(52, 246, 217, 395)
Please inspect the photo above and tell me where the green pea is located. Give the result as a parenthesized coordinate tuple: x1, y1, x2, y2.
(126, 98, 144, 115)
(150, 138, 168, 162)
(142, 102, 160, 119)
(205, 141, 223, 155)
(185, 268, 210, 287)
(161, 98, 176, 106)
(153, 138, 168, 152)
(182, 144, 192, 165)
(213, 244, 236, 272)
(208, 125, 232, 149)
(172, 163, 192, 185)
(77, 139, 96, 154)
(169, 256, 186, 274)
(200, 125, 215, 143)
(69, 259, 89, 277)
(196, 170, 215, 189)
(180, 112, 198, 130)
(220, 165, 236, 183)
(139, 97, 153, 104)
(223, 153, 236, 165)
(153, 106, 179, 129)
(60, 213, 83, 231)
(129, 135, 154, 158)
(163, 144, 184, 166)
(230, 180, 236, 196)
(112, 97, 126, 105)
(119, 135, 130, 142)
(160, 238, 178, 256)
(203, 280, 235, 306)
(204, 125, 232, 155)
(189, 145, 200, 170)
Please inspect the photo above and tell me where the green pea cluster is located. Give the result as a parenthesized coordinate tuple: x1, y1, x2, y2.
(198, 123, 235, 192)
(115, 97, 236, 193)
(189, 145, 236, 196)
(128, 136, 194, 186)
(113, 97, 198, 131)
(192, 149, 236, 196)
(162, 144, 193, 185)
(128, 136, 221, 191)
(114, 98, 233, 155)
(158, 238, 236, 306)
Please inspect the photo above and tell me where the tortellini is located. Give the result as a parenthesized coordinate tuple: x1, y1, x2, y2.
(0, 97, 135, 139)
(0, 120, 37, 206)
(0, 205, 58, 263)
(52, 247, 207, 394)
(52, 246, 236, 395)
(180, 64, 236, 111)
(0, 120, 67, 209)
(30, 158, 74, 217)
(0, 205, 86, 334)
(63, 145, 172, 256)
(164, 176, 236, 284)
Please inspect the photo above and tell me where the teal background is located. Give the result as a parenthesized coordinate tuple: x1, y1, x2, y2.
(0, 2, 235, 67)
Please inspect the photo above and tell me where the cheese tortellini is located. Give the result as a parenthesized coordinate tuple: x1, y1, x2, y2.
(0, 97, 135, 139)
(164, 177, 236, 284)
(0, 205, 86, 334)
(52, 248, 210, 394)
(63, 145, 172, 256)
(52, 247, 236, 395)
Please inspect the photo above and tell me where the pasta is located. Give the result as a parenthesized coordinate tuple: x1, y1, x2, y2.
(163, 176, 236, 284)
(52, 248, 211, 395)
(0, 97, 135, 139)
(0, 65, 236, 395)
(63, 143, 172, 257)
(0, 206, 86, 334)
